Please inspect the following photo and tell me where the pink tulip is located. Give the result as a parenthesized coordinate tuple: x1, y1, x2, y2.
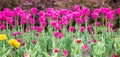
(12, 32, 17, 36)
(63, 49, 68, 57)
(1, 25, 6, 30)
(17, 38, 22, 42)
(100, 7, 111, 14)
(55, 25, 61, 31)
(88, 40, 91, 44)
(68, 26, 75, 32)
(21, 19, 26, 25)
(93, 8, 100, 13)
(58, 33, 64, 39)
(82, 7, 90, 16)
(113, 29, 117, 32)
(33, 40, 37, 45)
(80, 27, 85, 33)
(76, 18, 83, 24)
(38, 11, 45, 17)
(61, 9, 68, 15)
(73, 12, 80, 18)
(35, 33, 39, 37)
(41, 22, 46, 27)
(11, 24, 15, 29)
(6, 17, 13, 25)
(84, 16, 89, 21)
(29, 19, 35, 25)
(0, 22, 2, 26)
(105, 22, 110, 26)
(46, 8, 54, 16)
(31, 7, 37, 14)
(116, 8, 120, 15)
(106, 28, 109, 33)
(51, 21, 57, 27)
(96, 22, 101, 27)
(14, 7, 22, 15)
(73, 5, 80, 11)
(30, 26, 35, 30)
(109, 23, 114, 28)
(92, 12, 99, 20)
(24, 29, 29, 33)
(38, 16, 46, 22)
(35, 26, 43, 32)
(22, 42, 26, 47)
(83, 44, 89, 51)
(105, 10, 114, 20)
(54, 32, 59, 37)
(93, 39, 97, 43)
(16, 32, 21, 35)
(66, 13, 73, 21)
(87, 25, 93, 34)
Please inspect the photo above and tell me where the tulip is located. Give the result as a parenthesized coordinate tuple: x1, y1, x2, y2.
(63, 49, 68, 57)
(68, 26, 75, 32)
(54, 48, 60, 53)
(83, 44, 88, 51)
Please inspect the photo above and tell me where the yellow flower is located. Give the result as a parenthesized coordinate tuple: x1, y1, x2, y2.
(0, 34, 7, 40)
(8, 39, 20, 48)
